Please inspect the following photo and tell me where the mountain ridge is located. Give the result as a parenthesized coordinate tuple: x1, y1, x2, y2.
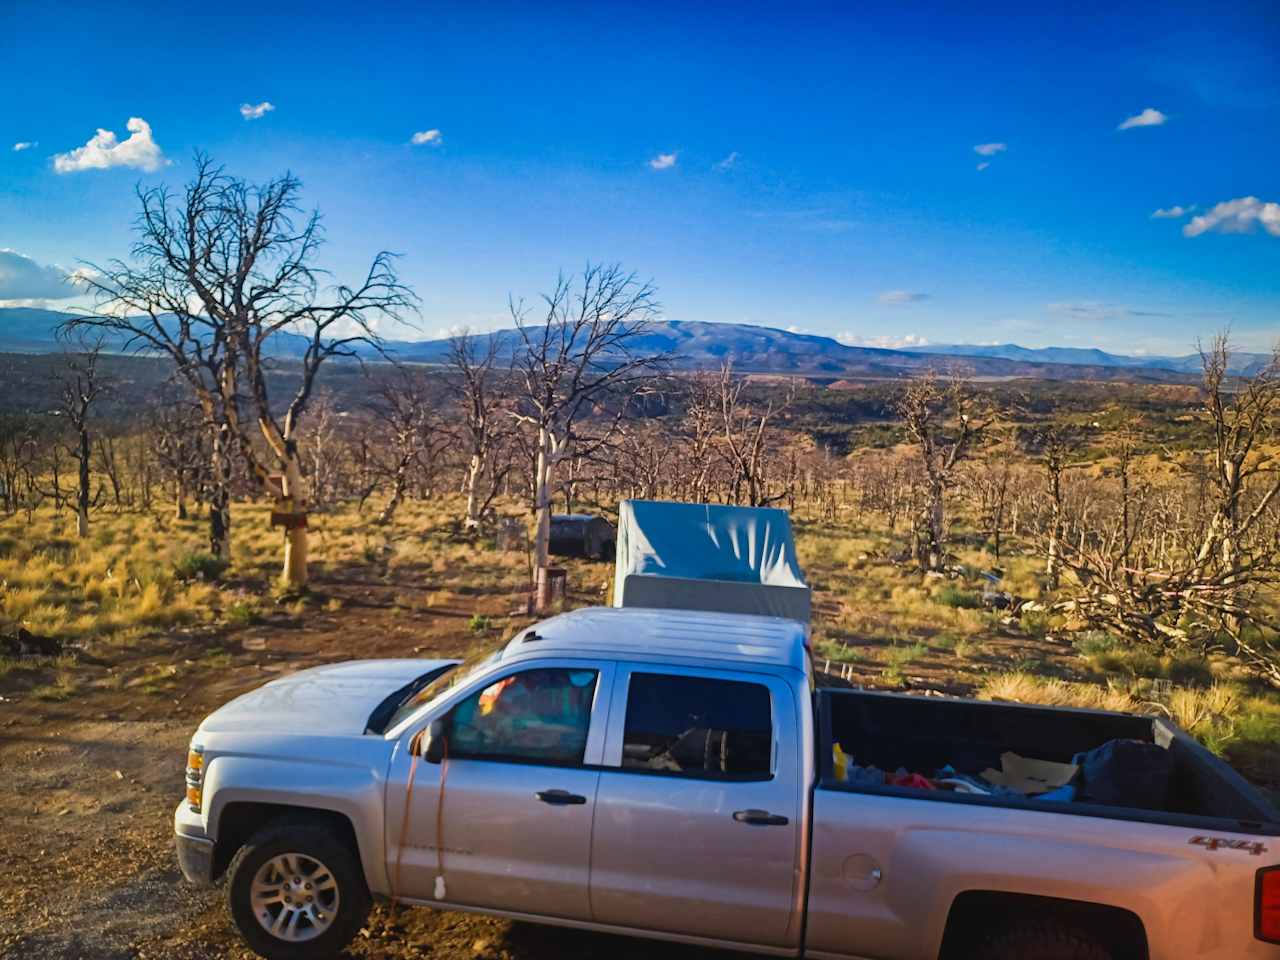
(2, 307, 1261, 382)
(903, 341, 1272, 376)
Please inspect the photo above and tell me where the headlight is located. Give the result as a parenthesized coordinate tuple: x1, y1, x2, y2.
(185, 744, 204, 812)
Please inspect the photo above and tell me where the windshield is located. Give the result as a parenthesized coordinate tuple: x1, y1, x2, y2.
(379, 648, 505, 734)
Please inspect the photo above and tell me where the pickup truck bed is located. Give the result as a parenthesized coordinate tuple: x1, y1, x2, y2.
(818, 688, 1278, 833)
(806, 689, 1280, 960)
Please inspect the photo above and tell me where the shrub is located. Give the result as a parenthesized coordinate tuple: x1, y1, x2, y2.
(936, 585, 981, 609)
(1020, 609, 1052, 639)
(173, 552, 229, 582)
(468, 614, 490, 633)
(226, 600, 261, 627)
(1073, 631, 1120, 658)
(979, 672, 1139, 713)
(882, 640, 928, 668)
(815, 638, 867, 665)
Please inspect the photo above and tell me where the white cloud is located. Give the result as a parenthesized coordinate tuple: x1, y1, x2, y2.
(1151, 205, 1193, 219)
(1048, 301, 1115, 322)
(878, 290, 930, 305)
(53, 117, 168, 173)
(1117, 107, 1167, 130)
(974, 142, 1007, 157)
(838, 332, 930, 349)
(649, 152, 677, 170)
(1046, 301, 1174, 322)
(411, 129, 442, 146)
(714, 151, 739, 171)
(976, 161, 990, 171)
(13, 141, 36, 152)
(1183, 196, 1280, 238)
(0, 249, 84, 300)
(239, 101, 275, 120)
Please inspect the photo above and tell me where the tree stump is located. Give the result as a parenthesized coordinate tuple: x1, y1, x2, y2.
(535, 566, 567, 612)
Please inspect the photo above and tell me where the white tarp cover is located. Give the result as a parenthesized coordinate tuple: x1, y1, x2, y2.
(613, 499, 811, 622)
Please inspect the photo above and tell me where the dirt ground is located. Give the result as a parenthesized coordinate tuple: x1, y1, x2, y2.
(0, 556, 777, 960)
(0, 553, 1129, 960)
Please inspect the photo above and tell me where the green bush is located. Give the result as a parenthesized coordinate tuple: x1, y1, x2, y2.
(468, 614, 490, 633)
(226, 600, 261, 627)
(937, 585, 981, 609)
(1021, 609, 1053, 638)
(883, 640, 928, 668)
(174, 551, 229, 582)
(1073, 631, 1120, 657)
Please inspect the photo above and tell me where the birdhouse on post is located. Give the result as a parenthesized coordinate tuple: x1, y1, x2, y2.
(266, 474, 308, 529)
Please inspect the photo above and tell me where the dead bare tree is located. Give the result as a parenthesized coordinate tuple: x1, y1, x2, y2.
(1193, 335, 1280, 581)
(896, 368, 987, 571)
(680, 370, 723, 503)
(1050, 412, 1280, 688)
(1031, 424, 1087, 588)
(0, 415, 42, 516)
(446, 331, 513, 527)
(54, 338, 110, 538)
(66, 154, 415, 588)
(964, 454, 1014, 562)
(715, 363, 796, 507)
(149, 384, 207, 521)
(510, 264, 667, 608)
(365, 366, 446, 525)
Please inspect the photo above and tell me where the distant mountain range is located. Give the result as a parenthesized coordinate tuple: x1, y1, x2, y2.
(1, 306, 1267, 382)
(902, 342, 1273, 377)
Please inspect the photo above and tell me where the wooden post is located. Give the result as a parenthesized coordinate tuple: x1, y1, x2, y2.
(535, 566, 567, 612)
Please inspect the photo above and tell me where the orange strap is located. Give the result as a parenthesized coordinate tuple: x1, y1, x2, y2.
(435, 737, 450, 882)
(390, 750, 419, 912)
(390, 735, 449, 913)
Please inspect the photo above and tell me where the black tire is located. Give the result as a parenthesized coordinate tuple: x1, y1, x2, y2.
(973, 921, 1115, 960)
(226, 818, 370, 960)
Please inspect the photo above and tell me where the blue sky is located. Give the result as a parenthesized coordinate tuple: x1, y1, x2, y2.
(1, 0, 1277, 354)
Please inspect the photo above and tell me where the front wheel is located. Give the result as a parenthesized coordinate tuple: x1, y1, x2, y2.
(226, 819, 371, 960)
(973, 921, 1114, 960)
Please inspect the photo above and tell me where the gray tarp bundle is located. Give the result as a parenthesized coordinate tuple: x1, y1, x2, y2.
(612, 499, 811, 623)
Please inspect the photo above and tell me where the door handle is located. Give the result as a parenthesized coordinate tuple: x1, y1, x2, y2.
(536, 789, 588, 805)
(733, 809, 789, 826)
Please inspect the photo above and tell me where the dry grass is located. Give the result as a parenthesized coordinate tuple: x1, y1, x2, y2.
(977, 671, 1249, 756)
(980, 671, 1143, 712)
(6, 492, 1280, 775)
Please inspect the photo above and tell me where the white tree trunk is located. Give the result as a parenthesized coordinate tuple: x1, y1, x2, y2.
(464, 452, 483, 527)
(208, 432, 232, 560)
(279, 451, 308, 590)
(532, 431, 553, 593)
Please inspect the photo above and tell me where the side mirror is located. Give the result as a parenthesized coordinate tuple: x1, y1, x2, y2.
(419, 718, 448, 764)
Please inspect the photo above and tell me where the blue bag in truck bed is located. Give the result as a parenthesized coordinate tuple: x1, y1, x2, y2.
(1074, 739, 1174, 808)
(612, 499, 811, 622)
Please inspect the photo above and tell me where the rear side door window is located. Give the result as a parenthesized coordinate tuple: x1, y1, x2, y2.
(621, 672, 773, 778)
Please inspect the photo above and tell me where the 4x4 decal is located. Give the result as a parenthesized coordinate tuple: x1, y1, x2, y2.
(1189, 835, 1268, 856)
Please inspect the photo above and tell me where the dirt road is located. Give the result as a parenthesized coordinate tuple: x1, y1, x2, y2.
(0, 564, 752, 960)
(0, 712, 748, 960)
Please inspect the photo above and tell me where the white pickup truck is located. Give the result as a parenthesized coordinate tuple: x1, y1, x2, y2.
(176, 606, 1280, 960)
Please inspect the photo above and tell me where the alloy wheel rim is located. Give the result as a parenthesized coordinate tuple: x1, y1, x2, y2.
(249, 851, 340, 942)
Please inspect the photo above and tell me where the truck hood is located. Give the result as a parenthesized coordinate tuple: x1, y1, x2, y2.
(196, 659, 458, 736)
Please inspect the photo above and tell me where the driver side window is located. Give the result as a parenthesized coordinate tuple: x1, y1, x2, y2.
(448, 667, 599, 766)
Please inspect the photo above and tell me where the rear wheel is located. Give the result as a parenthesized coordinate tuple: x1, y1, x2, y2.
(973, 920, 1114, 959)
(226, 819, 370, 960)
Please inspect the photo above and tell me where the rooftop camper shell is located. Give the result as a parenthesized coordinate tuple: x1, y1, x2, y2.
(612, 499, 811, 623)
